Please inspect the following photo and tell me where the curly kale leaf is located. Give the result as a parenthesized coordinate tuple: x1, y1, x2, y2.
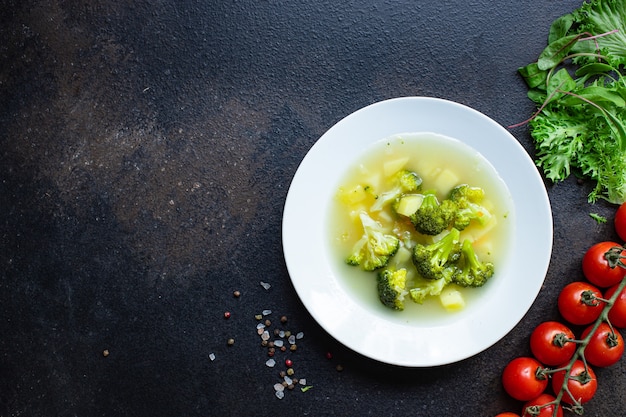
(516, 0, 626, 204)
(572, 0, 626, 67)
(529, 93, 626, 203)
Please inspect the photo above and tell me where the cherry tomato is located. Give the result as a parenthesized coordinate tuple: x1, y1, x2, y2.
(605, 283, 626, 328)
(581, 322, 625, 367)
(551, 360, 597, 405)
(522, 393, 563, 417)
(529, 321, 576, 366)
(582, 241, 626, 288)
(614, 202, 626, 242)
(502, 357, 548, 401)
(557, 281, 604, 325)
(495, 413, 520, 417)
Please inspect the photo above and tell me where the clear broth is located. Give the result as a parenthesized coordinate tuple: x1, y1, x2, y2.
(326, 132, 515, 325)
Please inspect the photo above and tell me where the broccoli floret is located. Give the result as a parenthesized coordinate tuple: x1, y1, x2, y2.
(408, 268, 455, 304)
(448, 184, 493, 230)
(345, 211, 400, 271)
(377, 267, 408, 310)
(370, 169, 423, 212)
(452, 239, 494, 287)
(412, 228, 462, 280)
(409, 192, 457, 235)
(449, 183, 484, 201)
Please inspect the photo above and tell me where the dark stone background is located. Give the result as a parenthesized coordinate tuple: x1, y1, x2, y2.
(1, 1, 624, 416)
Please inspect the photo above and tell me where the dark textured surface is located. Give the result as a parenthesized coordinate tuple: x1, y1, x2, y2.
(1, 1, 625, 416)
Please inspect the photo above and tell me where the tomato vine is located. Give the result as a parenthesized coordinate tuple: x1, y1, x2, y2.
(546, 273, 626, 416)
(499, 204, 626, 417)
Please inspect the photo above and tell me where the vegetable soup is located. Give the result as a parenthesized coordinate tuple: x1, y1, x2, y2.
(326, 132, 515, 323)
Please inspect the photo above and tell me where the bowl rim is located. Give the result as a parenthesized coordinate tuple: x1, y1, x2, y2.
(282, 96, 553, 367)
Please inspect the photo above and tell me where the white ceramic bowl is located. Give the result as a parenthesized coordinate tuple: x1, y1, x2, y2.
(282, 97, 553, 367)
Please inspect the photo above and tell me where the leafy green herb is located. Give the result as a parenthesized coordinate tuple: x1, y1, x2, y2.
(589, 212, 608, 223)
(513, 0, 626, 204)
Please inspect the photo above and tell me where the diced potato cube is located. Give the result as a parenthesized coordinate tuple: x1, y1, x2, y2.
(363, 173, 382, 193)
(432, 169, 460, 196)
(383, 157, 410, 177)
(439, 287, 466, 311)
(405, 269, 417, 283)
(461, 216, 497, 243)
(337, 185, 366, 205)
(395, 194, 424, 217)
(393, 246, 413, 265)
(416, 161, 440, 178)
(375, 210, 394, 227)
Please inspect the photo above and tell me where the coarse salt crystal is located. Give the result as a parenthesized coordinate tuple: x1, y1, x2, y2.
(284, 376, 293, 385)
(261, 331, 270, 341)
(279, 330, 285, 338)
(296, 332, 304, 339)
(260, 281, 271, 290)
(256, 322, 266, 330)
(299, 378, 307, 385)
(275, 390, 285, 399)
(266, 358, 276, 367)
(209, 353, 216, 361)
(262, 309, 272, 316)
(274, 383, 285, 392)
(288, 335, 296, 345)
(274, 340, 284, 347)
